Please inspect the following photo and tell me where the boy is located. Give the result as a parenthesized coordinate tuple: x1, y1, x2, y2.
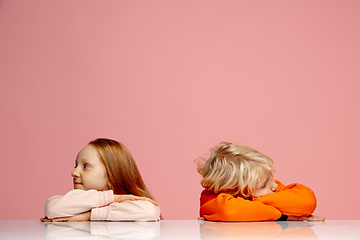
(197, 142, 324, 221)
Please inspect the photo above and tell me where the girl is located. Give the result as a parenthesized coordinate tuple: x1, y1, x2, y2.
(41, 138, 160, 222)
(197, 142, 325, 222)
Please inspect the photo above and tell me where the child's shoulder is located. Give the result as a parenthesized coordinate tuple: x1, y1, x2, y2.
(200, 189, 240, 206)
(200, 189, 218, 206)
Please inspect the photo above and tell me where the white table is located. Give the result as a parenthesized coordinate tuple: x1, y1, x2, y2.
(0, 220, 359, 239)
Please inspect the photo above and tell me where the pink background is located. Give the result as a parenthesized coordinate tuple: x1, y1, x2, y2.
(1, 1, 359, 220)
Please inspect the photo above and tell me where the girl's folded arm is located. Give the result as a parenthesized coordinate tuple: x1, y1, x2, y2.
(200, 193, 282, 222)
(91, 200, 160, 221)
(45, 189, 114, 219)
(253, 181, 317, 216)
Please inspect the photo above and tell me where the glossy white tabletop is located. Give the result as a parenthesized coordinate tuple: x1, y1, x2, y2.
(0, 220, 359, 240)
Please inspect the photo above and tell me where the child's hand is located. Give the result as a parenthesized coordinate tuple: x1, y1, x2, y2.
(40, 211, 91, 222)
(114, 194, 159, 206)
(287, 215, 325, 221)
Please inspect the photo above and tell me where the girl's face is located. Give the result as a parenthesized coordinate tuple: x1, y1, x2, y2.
(253, 167, 278, 198)
(71, 144, 110, 191)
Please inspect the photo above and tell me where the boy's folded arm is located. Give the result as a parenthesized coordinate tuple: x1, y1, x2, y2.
(253, 181, 317, 216)
(200, 193, 282, 222)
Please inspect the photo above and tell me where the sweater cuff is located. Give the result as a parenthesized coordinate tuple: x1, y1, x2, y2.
(97, 190, 114, 207)
(91, 206, 109, 221)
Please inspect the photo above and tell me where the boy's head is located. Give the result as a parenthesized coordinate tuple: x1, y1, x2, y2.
(197, 142, 275, 199)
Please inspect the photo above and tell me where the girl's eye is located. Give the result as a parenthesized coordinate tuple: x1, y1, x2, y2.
(261, 183, 266, 189)
(83, 164, 90, 169)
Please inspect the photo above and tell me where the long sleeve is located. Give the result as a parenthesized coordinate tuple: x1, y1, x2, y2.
(45, 189, 114, 219)
(91, 200, 161, 221)
(200, 190, 282, 222)
(253, 180, 317, 216)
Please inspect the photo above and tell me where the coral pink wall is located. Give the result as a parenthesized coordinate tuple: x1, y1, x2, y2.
(1, 1, 359, 220)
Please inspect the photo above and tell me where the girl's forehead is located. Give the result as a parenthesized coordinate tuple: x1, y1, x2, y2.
(76, 145, 100, 162)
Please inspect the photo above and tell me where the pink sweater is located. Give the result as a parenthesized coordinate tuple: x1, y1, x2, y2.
(45, 189, 160, 221)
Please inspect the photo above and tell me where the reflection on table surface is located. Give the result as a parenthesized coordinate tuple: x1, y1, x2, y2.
(44, 221, 160, 240)
(0, 220, 360, 240)
(200, 221, 321, 239)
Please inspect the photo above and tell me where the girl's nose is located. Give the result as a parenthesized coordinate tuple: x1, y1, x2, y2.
(71, 168, 80, 178)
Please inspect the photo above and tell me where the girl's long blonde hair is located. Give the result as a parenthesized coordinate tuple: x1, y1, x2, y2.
(197, 142, 274, 199)
(89, 138, 155, 200)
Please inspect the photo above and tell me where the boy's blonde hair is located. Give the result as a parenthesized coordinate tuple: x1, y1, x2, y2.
(197, 142, 274, 199)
